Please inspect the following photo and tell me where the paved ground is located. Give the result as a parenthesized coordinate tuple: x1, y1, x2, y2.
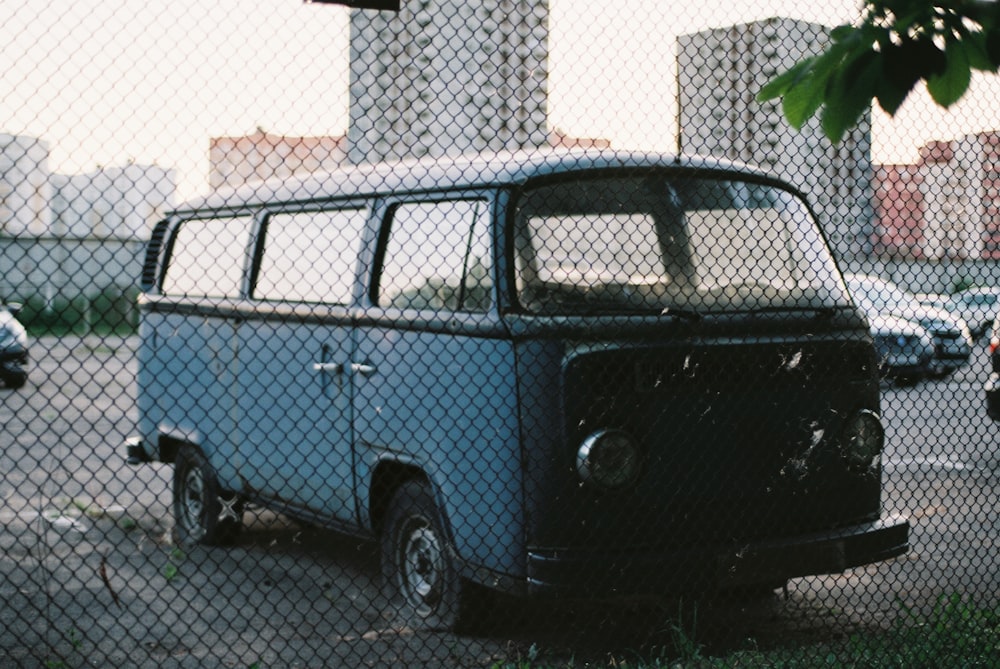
(1, 335, 997, 668)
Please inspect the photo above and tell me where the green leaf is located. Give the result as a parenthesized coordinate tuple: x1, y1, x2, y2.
(986, 26, 1000, 67)
(962, 33, 995, 71)
(877, 43, 921, 115)
(756, 58, 813, 102)
(875, 74, 918, 116)
(927, 40, 972, 107)
(781, 40, 857, 127)
(829, 23, 857, 42)
(781, 64, 830, 129)
(821, 50, 880, 143)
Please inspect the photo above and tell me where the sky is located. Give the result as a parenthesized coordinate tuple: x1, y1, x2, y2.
(3, 0, 1000, 201)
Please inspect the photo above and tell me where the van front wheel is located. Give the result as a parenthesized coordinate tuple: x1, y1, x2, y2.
(381, 480, 466, 631)
(173, 445, 243, 547)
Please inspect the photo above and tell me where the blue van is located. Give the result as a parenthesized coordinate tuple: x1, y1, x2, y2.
(126, 150, 909, 630)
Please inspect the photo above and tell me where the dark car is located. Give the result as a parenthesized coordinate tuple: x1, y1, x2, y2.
(845, 274, 973, 379)
(0, 303, 29, 389)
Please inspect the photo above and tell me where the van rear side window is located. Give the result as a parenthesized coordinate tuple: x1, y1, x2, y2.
(378, 199, 492, 312)
(162, 216, 254, 298)
(255, 208, 368, 304)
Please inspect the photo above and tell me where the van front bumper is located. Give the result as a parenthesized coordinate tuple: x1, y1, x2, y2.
(526, 514, 909, 596)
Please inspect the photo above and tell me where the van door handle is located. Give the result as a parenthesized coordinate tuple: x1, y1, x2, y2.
(350, 362, 377, 377)
(311, 362, 343, 374)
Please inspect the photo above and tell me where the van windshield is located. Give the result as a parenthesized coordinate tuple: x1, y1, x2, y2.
(512, 174, 851, 314)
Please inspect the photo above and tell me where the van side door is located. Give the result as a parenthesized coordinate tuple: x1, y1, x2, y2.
(236, 205, 368, 524)
(354, 194, 525, 577)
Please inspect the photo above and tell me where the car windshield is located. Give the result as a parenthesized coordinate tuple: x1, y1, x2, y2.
(512, 173, 850, 314)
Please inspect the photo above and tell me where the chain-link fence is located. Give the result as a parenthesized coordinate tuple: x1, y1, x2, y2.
(2, 1, 1000, 667)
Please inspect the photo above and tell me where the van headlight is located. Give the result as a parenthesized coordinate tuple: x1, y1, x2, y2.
(576, 429, 642, 490)
(840, 410, 884, 473)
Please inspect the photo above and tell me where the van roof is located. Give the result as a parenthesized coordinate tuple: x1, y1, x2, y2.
(172, 148, 778, 214)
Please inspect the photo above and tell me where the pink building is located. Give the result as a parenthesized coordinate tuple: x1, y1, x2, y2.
(209, 127, 609, 191)
(209, 128, 349, 191)
(874, 131, 1000, 261)
(873, 164, 925, 259)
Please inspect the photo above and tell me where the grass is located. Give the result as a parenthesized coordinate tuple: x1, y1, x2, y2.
(489, 595, 1000, 669)
(163, 547, 186, 582)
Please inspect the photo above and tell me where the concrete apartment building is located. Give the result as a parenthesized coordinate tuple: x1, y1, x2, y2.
(347, 0, 549, 164)
(677, 17, 874, 264)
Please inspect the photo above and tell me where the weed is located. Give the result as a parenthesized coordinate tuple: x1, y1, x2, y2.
(163, 547, 185, 582)
(483, 596, 1000, 669)
(668, 600, 701, 663)
(67, 628, 82, 652)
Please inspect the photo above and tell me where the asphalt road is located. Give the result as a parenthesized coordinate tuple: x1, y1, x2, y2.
(1, 335, 997, 668)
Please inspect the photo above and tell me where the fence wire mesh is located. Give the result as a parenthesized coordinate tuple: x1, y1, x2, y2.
(2, 1, 1000, 668)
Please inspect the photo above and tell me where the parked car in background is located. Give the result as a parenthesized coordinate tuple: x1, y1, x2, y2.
(985, 316, 1000, 420)
(868, 314, 935, 384)
(914, 292, 952, 312)
(845, 274, 973, 379)
(946, 287, 1000, 339)
(0, 303, 29, 389)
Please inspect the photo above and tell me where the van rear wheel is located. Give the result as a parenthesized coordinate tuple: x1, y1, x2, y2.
(381, 480, 467, 631)
(173, 445, 243, 547)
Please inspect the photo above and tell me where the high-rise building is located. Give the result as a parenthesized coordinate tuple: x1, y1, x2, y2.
(0, 133, 52, 237)
(677, 18, 874, 262)
(348, 0, 549, 165)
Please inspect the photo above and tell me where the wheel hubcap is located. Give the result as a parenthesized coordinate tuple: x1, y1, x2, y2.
(401, 525, 442, 612)
(183, 467, 206, 538)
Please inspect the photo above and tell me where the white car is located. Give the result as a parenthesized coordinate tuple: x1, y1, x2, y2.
(845, 274, 973, 379)
(946, 287, 1000, 339)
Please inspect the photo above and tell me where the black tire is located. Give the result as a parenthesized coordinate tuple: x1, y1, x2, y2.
(0, 367, 27, 390)
(173, 445, 243, 547)
(380, 480, 467, 631)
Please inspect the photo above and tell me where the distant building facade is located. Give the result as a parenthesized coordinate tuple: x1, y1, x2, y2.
(677, 18, 874, 262)
(0, 131, 176, 302)
(0, 133, 52, 237)
(875, 132, 1000, 261)
(207, 127, 608, 191)
(51, 163, 175, 239)
(348, 0, 549, 165)
(209, 128, 349, 190)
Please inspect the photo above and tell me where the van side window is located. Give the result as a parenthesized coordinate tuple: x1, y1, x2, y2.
(255, 208, 368, 304)
(378, 199, 492, 312)
(161, 216, 254, 298)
